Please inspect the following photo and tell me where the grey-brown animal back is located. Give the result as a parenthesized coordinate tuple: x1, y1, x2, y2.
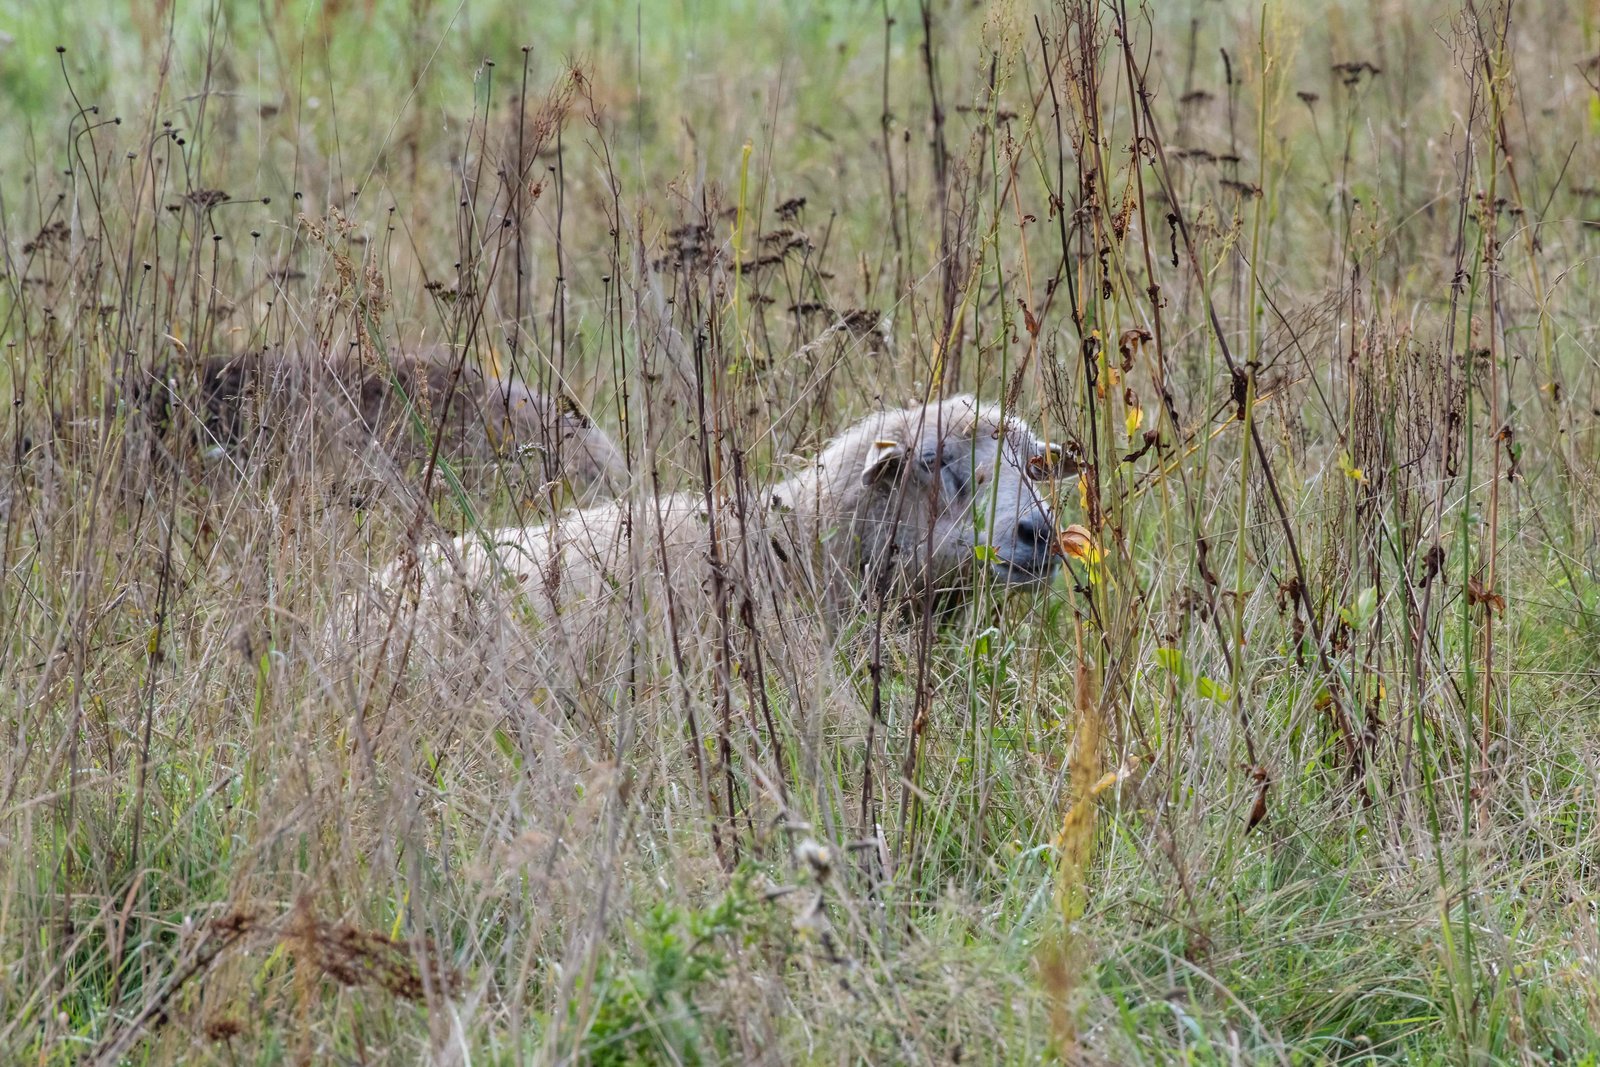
(105, 341, 626, 501)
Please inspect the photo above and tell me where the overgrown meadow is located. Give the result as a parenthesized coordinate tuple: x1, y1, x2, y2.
(3, 0, 1600, 1062)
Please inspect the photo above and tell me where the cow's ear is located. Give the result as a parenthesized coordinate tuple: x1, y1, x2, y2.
(1034, 441, 1083, 479)
(861, 438, 908, 486)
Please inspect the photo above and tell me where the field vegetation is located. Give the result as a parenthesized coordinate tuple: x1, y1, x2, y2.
(3, 0, 1600, 1062)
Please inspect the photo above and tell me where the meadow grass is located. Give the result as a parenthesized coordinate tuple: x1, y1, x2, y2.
(3, 0, 1600, 1063)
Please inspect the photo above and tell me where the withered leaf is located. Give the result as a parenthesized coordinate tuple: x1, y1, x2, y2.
(1055, 523, 1102, 564)
(1466, 577, 1506, 616)
(1117, 327, 1152, 372)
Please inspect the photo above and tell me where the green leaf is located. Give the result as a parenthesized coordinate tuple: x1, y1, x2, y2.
(1157, 648, 1230, 702)
(1340, 585, 1378, 630)
(493, 727, 521, 769)
(1155, 647, 1193, 686)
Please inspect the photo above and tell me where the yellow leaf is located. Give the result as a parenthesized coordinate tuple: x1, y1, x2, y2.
(1125, 404, 1144, 438)
(1088, 758, 1139, 798)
